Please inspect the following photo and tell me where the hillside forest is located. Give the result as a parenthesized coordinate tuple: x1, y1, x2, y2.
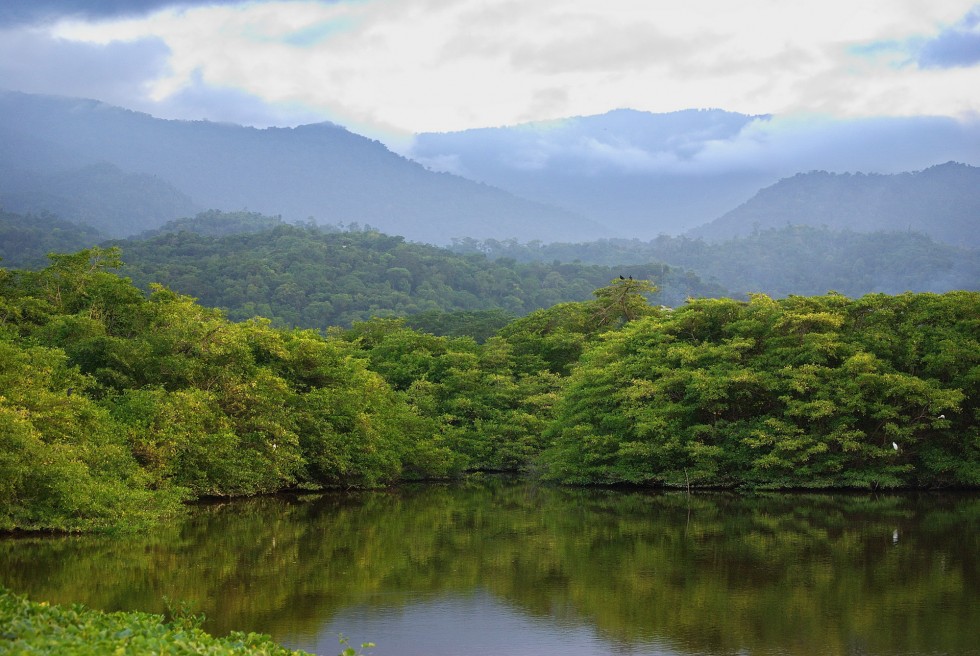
(2, 209, 977, 333)
(1, 243, 977, 532)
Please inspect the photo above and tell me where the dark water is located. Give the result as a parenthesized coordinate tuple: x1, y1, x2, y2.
(1, 478, 978, 655)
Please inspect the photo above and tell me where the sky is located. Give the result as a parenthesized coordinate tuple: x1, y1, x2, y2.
(1, 0, 979, 147)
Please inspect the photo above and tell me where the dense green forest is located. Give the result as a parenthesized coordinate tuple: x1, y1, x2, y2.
(5, 210, 978, 328)
(0, 209, 721, 330)
(110, 217, 716, 327)
(1, 248, 977, 533)
(450, 224, 980, 298)
(541, 292, 980, 488)
(0, 209, 104, 269)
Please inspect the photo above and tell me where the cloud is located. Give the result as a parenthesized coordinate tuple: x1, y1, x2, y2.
(4, 0, 980, 141)
(675, 114, 980, 175)
(0, 27, 171, 102)
(0, 0, 244, 26)
(144, 70, 331, 127)
(410, 110, 980, 182)
(509, 21, 704, 75)
(918, 6, 980, 68)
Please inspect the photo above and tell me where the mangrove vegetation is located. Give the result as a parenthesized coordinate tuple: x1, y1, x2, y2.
(1, 247, 978, 534)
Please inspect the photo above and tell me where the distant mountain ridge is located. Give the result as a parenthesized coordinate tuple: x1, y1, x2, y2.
(408, 109, 980, 239)
(0, 90, 605, 243)
(689, 163, 980, 247)
(410, 108, 773, 236)
(3, 91, 978, 246)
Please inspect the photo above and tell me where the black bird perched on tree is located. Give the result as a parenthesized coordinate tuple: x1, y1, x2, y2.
(619, 275, 625, 280)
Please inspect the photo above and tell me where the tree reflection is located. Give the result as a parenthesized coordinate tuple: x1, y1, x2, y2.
(1, 480, 977, 655)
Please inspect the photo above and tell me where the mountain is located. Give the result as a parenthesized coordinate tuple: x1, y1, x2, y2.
(0, 208, 105, 268)
(450, 225, 980, 298)
(408, 109, 980, 238)
(409, 108, 772, 237)
(0, 90, 604, 244)
(0, 161, 199, 237)
(689, 163, 980, 247)
(108, 212, 723, 327)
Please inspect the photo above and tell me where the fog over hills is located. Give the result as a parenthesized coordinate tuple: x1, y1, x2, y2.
(0, 90, 604, 243)
(408, 109, 980, 238)
(3, 90, 978, 247)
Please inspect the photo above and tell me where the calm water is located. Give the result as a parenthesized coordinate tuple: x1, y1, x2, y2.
(1, 478, 978, 655)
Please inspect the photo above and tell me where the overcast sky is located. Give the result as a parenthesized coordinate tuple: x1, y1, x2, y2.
(2, 0, 979, 145)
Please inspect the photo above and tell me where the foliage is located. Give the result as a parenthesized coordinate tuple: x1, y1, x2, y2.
(0, 587, 314, 655)
(1, 245, 976, 533)
(2, 482, 977, 655)
(0, 249, 476, 531)
(450, 225, 980, 299)
(138, 210, 292, 238)
(108, 212, 722, 329)
(542, 291, 980, 488)
(334, 318, 560, 472)
(0, 210, 105, 269)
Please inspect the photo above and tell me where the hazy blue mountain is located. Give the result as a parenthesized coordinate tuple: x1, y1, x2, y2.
(0, 161, 200, 237)
(450, 225, 979, 298)
(408, 109, 980, 238)
(689, 163, 980, 247)
(410, 108, 771, 237)
(0, 90, 604, 243)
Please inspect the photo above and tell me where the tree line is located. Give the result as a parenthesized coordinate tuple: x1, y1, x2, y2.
(1, 248, 977, 532)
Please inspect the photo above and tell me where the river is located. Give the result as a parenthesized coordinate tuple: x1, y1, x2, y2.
(1, 477, 978, 655)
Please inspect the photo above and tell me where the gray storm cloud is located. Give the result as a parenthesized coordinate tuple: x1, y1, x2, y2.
(0, 29, 171, 102)
(0, 0, 245, 26)
(918, 6, 980, 68)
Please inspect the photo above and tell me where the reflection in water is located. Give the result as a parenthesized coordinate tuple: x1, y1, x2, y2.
(1, 478, 978, 656)
(307, 591, 676, 656)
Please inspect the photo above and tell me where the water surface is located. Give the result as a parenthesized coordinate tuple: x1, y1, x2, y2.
(1, 478, 978, 655)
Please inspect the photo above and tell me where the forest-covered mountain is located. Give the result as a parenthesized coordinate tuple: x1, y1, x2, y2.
(449, 225, 980, 298)
(7, 209, 712, 333)
(5, 92, 977, 246)
(0, 90, 602, 243)
(0, 209, 105, 268)
(690, 163, 980, 246)
(408, 110, 980, 238)
(0, 161, 199, 237)
(109, 215, 720, 328)
(5, 210, 977, 329)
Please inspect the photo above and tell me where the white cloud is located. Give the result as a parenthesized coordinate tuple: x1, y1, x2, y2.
(18, 0, 980, 140)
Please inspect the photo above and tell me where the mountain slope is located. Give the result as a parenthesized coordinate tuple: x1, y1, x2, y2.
(449, 225, 980, 298)
(110, 216, 723, 328)
(689, 163, 980, 246)
(0, 91, 604, 243)
(408, 110, 980, 238)
(0, 161, 199, 237)
(409, 108, 772, 236)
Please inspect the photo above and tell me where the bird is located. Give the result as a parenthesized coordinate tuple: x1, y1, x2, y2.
(619, 275, 625, 280)
(892, 442, 899, 451)
(938, 414, 946, 419)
